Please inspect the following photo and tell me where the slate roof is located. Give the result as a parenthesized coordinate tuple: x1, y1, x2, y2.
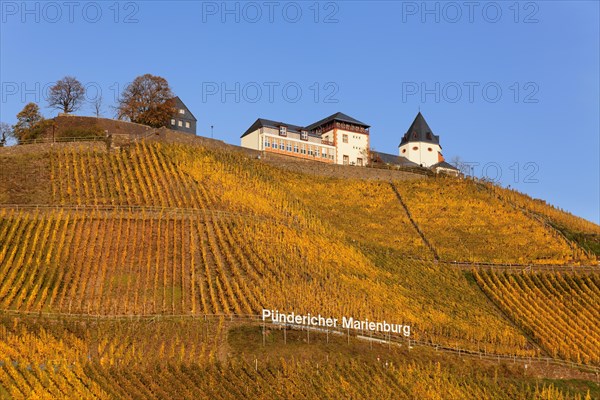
(430, 161, 459, 171)
(305, 112, 370, 131)
(241, 112, 369, 138)
(240, 118, 308, 138)
(371, 151, 420, 167)
(399, 112, 440, 146)
(173, 96, 197, 122)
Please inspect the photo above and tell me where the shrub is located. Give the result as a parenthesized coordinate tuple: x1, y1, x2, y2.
(58, 125, 105, 139)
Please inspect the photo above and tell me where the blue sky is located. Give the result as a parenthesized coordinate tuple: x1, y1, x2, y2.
(1, 1, 599, 223)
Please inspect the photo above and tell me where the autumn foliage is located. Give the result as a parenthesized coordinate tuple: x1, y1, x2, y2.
(0, 140, 598, 398)
(116, 74, 176, 128)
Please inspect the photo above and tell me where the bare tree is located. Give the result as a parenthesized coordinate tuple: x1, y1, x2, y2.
(0, 122, 13, 146)
(117, 74, 175, 128)
(450, 156, 470, 175)
(47, 76, 86, 114)
(359, 147, 373, 166)
(92, 93, 103, 117)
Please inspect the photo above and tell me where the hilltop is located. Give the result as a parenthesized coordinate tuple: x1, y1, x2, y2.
(0, 119, 599, 398)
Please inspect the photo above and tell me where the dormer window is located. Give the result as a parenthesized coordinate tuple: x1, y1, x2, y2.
(179, 109, 185, 114)
(426, 132, 432, 140)
(279, 126, 287, 136)
(301, 130, 308, 140)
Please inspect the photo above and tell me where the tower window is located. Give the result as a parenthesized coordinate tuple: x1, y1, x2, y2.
(428, 147, 432, 152)
(402, 149, 406, 154)
(426, 132, 432, 140)
(412, 146, 418, 151)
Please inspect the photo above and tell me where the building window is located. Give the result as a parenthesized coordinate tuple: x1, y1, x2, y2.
(171, 119, 175, 125)
(287, 142, 292, 152)
(428, 147, 433, 152)
(301, 145, 306, 155)
(301, 131, 308, 140)
(178, 121, 183, 127)
(402, 149, 406, 154)
(179, 109, 185, 114)
(264, 138, 270, 148)
(357, 158, 363, 166)
(272, 139, 278, 149)
(342, 134, 348, 143)
(343, 155, 349, 165)
(294, 144, 299, 153)
(279, 126, 287, 136)
(185, 122, 190, 128)
(412, 146, 418, 151)
(280, 141, 285, 150)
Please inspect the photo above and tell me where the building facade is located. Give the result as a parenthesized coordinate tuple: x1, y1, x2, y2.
(398, 112, 443, 168)
(241, 112, 370, 166)
(169, 96, 197, 135)
(399, 112, 460, 175)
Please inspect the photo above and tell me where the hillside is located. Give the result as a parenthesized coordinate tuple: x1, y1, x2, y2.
(0, 136, 599, 398)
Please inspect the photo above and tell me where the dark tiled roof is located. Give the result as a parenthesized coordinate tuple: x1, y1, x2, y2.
(371, 151, 419, 167)
(240, 118, 307, 138)
(242, 112, 370, 139)
(430, 161, 459, 171)
(173, 96, 197, 122)
(399, 112, 439, 146)
(305, 112, 370, 131)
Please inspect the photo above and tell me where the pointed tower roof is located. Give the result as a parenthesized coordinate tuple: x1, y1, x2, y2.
(399, 112, 440, 147)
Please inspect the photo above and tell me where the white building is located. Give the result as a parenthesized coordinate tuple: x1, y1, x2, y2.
(399, 112, 460, 175)
(241, 112, 370, 166)
(398, 112, 443, 168)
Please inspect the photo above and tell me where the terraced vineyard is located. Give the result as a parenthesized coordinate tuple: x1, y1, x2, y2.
(0, 315, 592, 399)
(0, 140, 599, 398)
(0, 206, 536, 355)
(1, 358, 589, 400)
(392, 178, 586, 264)
(475, 271, 600, 365)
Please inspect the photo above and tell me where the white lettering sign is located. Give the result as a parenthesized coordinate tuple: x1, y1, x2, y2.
(261, 309, 411, 337)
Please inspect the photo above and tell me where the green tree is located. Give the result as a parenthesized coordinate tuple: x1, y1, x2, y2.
(116, 74, 176, 128)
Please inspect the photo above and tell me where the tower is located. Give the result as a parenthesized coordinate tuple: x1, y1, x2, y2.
(398, 112, 444, 167)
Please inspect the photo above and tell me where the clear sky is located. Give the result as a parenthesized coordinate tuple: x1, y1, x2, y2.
(1, 1, 598, 223)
